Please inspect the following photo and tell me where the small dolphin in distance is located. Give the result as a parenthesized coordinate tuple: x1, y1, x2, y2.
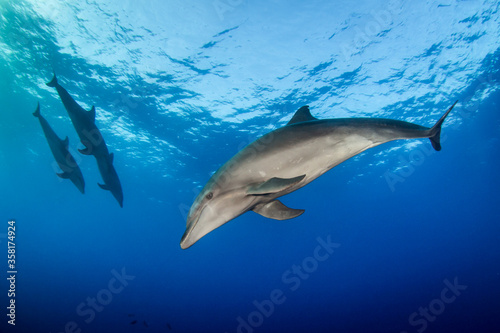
(46, 74, 109, 157)
(33, 103, 85, 193)
(180, 102, 458, 249)
(95, 152, 123, 207)
(47, 74, 124, 207)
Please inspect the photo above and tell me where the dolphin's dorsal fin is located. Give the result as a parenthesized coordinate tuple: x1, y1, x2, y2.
(63, 136, 69, 149)
(247, 174, 305, 195)
(287, 106, 317, 125)
(89, 106, 96, 122)
(98, 183, 110, 191)
(252, 200, 305, 220)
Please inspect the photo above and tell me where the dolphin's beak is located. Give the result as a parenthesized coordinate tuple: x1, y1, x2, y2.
(180, 206, 204, 250)
(180, 229, 193, 249)
(180, 219, 199, 249)
(72, 176, 85, 194)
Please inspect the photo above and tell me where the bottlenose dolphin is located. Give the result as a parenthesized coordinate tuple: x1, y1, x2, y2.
(95, 153, 123, 207)
(46, 74, 108, 157)
(47, 74, 124, 207)
(180, 102, 457, 249)
(33, 103, 85, 194)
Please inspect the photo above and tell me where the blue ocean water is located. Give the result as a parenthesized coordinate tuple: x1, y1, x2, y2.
(1, 0, 499, 332)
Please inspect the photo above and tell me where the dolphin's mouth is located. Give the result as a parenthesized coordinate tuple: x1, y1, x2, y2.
(180, 227, 194, 249)
(180, 206, 205, 249)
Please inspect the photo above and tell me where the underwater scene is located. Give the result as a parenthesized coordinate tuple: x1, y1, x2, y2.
(0, 0, 499, 332)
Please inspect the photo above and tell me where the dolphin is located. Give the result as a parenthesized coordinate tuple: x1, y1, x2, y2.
(47, 74, 124, 207)
(180, 102, 458, 249)
(46, 74, 109, 157)
(33, 103, 85, 194)
(95, 153, 124, 207)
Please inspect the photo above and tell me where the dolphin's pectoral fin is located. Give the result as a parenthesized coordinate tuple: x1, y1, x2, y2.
(57, 172, 70, 179)
(247, 174, 306, 195)
(252, 200, 305, 220)
(78, 147, 91, 155)
(98, 183, 110, 191)
(78, 142, 92, 155)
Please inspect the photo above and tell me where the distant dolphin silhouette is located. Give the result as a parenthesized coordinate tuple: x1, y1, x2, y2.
(46, 74, 108, 157)
(47, 74, 123, 207)
(33, 103, 85, 194)
(181, 102, 458, 249)
(95, 152, 123, 207)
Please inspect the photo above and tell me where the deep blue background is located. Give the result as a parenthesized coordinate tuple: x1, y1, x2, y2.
(1, 1, 499, 332)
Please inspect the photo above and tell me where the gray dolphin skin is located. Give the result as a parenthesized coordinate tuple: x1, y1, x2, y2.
(47, 74, 123, 207)
(33, 103, 85, 194)
(180, 101, 458, 249)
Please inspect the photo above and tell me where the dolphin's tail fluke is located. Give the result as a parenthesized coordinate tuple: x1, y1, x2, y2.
(33, 102, 41, 118)
(428, 100, 457, 151)
(46, 73, 58, 87)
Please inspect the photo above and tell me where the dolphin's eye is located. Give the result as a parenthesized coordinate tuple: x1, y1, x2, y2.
(205, 192, 213, 200)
